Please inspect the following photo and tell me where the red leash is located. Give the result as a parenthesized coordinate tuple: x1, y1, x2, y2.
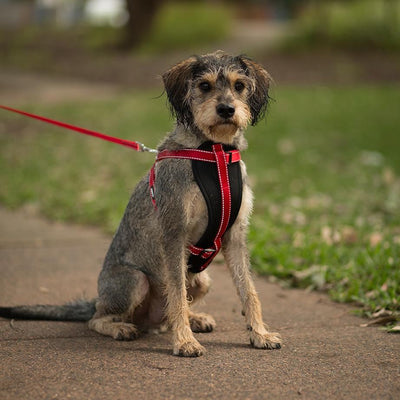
(0, 105, 157, 153)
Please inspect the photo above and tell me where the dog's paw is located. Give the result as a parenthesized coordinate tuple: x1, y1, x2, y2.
(89, 316, 140, 341)
(112, 323, 140, 341)
(173, 339, 206, 357)
(249, 330, 282, 350)
(189, 312, 216, 333)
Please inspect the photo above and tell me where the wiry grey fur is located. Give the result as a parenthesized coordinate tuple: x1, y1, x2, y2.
(0, 51, 282, 357)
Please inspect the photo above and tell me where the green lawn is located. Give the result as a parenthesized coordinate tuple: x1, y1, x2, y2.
(1, 85, 399, 319)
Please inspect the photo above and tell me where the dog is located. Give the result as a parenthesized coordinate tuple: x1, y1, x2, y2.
(0, 51, 281, 357)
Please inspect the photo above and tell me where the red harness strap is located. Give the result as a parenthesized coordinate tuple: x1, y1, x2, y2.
(156, 148, 241, 163)
(149, 144, 241, 271)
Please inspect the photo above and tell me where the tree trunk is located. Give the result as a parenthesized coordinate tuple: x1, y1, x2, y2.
(123, 0, 163, 49)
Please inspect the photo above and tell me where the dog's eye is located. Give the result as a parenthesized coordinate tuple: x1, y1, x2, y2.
(234, 81, 245, 92)
(199, 82, 211, 92)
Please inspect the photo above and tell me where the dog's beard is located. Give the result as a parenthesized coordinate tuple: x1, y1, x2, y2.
(193, 101, 250, 144)
(208, 122, 239, 143)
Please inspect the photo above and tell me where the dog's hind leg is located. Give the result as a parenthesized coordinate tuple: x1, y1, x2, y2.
(89, 265, 149, 341)
(89, 314, 140, 340)
(187, 272, 216, 333)
(188, 311, 216, 333)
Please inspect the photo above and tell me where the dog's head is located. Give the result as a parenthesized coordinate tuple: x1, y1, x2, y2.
(162, 51, 271, 144)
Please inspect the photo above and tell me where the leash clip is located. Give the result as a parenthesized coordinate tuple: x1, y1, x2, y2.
(138, 142, 158, 154)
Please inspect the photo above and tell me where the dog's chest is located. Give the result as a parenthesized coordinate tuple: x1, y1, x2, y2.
(187, 184, 209, 245)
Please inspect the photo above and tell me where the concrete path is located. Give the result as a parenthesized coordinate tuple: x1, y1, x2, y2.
(0, 207, 399, 400)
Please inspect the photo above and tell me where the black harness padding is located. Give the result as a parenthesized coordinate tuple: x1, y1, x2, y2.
(188, 141, 243, 273)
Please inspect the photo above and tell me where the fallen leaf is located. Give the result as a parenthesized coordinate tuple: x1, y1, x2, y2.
(372, 309, 392, 318)
(321, 226, 333, 245)
(369, 232, 383, 247)
(360, 316, 397, 327)
(277, 138, 295, 155)
(341, 226, 358, 244)
(306, 194, 332, 209)
(282, 211, 294, 224)
(81, 189, 97, 202)
(268, 204, 280, 217)
(295, 212, 307, 226)
(382, 167, 395, 185)
(289, 196, 303, 208)
(360, 150, 384, 166)
(293, 231, 305, 248)
(365, 290, 378, 299)
(388, 325, 400, 333)
(292, 265, 328, 290)
(380, 282, 389, 292)
(321, 226, 340, 245)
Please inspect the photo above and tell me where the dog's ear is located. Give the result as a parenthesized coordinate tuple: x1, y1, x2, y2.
(162, 57, 197, 126)
(236, 56, 271, 125)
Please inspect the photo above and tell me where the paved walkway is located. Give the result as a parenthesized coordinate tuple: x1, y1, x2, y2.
(0, 207, 399, 399)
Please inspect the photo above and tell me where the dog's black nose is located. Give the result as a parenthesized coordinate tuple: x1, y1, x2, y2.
(216, 104, 235, 119)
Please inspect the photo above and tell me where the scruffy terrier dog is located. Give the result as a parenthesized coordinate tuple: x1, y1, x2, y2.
(0, 51, 281, 357)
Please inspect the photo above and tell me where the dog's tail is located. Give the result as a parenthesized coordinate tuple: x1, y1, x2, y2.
(0, 299, 96, 322)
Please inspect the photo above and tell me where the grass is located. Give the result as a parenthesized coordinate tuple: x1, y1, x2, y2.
(1, 85, 399, 319)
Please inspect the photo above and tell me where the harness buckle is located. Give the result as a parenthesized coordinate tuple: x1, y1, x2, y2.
(199, 248, 216, 258)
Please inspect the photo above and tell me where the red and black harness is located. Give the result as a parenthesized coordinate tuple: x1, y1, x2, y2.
(149, 141, 243, 273)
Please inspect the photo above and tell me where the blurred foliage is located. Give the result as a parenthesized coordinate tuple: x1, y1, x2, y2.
(283, 0, 400, 51)
(82, 25, 125, 50)
(138, 1, 233, 54)
(0, 2, 233, 56)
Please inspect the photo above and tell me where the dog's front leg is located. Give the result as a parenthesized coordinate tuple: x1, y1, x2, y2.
(157, 179, 205, 357)
(222, 202, 282, 350)
(162, 249, 205, 357)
